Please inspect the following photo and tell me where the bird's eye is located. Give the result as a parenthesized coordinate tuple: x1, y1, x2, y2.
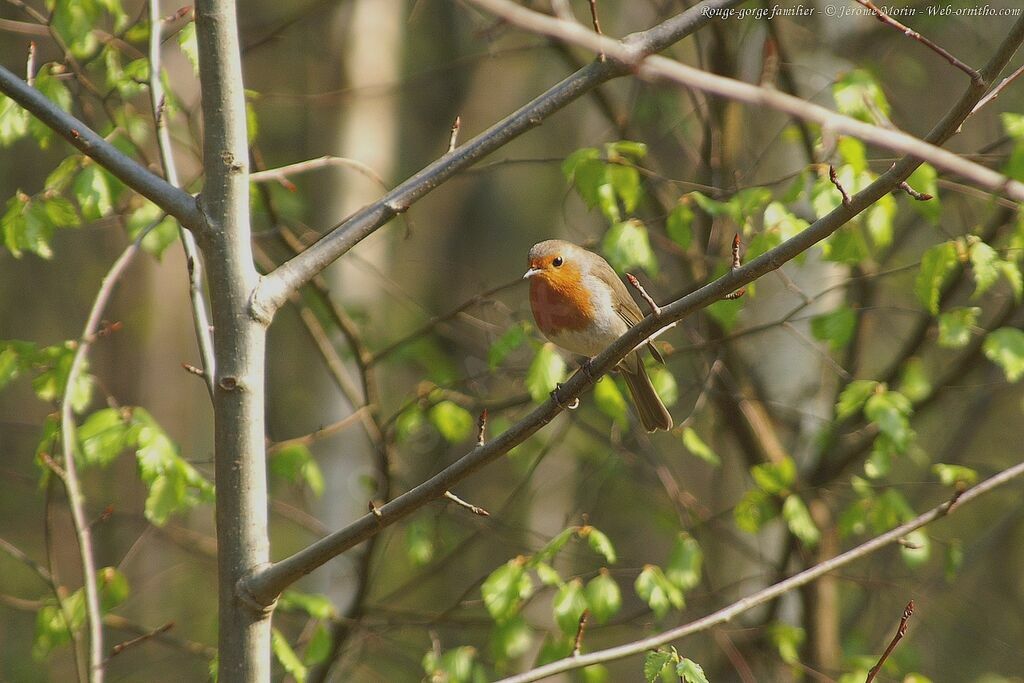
(552, 256, 563, 267)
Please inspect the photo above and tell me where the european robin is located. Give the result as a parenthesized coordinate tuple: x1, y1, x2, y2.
(524, 239, 673, 432)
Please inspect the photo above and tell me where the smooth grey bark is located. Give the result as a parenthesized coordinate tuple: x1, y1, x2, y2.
(193, 0, 270, 680)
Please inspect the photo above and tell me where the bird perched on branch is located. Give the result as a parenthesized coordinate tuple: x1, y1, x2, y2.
(524, 239, 672, 432)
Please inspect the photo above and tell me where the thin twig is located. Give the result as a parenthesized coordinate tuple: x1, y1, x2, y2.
(495, 462, 1024, 683)
(854, 0, 982, 84)
(829, 165, 852, 207)
(148, 0, 215, 400)
(443, 490, 491, 517)
(25, 40, 35, 85)
(477, 408, 488, 446)
(61, 234, 150, 683)
(898, 180, 933, 201)
(448, 115, 462, 152)
(972, 63, 1024, 114)
(266, 408, 370, 455)
(249, 155, 388, 191)
(588, 0, 604, 61)
(572, 609, 590, 655)
(724, 234, 746, 300)
(107, 622, 175, 660)
(626, 274, 661, 315)
(865, 600, 915, 683)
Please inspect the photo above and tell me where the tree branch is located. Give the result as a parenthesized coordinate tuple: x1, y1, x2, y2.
(148, 0, 216, 399)
(249, 0, 746, 319)
(0, 66, 202, 231)
(463, 0, 1024, 201)
(240, 8, 1024, 609)
(495, 463, 1024, 682)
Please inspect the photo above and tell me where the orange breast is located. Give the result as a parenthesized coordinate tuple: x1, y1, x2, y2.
(529, 267, 594, 335)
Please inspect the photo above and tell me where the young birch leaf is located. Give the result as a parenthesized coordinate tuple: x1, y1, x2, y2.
(553, 579, 587, 634)
(278, 590, 337, 620)
(899, 358, 931, 402)
(635, 565, 683, 619)
(491, 615, 532, 661)
(526, 343, 566, 403)
(768, 623, 805, 665)
(665, 533, 703, 591)
(680, 427, 720, 466)
(481, 559, 533, 622)
(272, 628, 307, 683)
(751, 457, 796, 495)
(666, 202, 693, 249)
(915, 242, 958, 314)
(602, 220, 658, 276)
(811, 307, 856, 350)
(78, 408, 130, 467)
(643, 650, 676, 683)
(582, 527, 617, 564)
(783, 495, 820, 547)
(937, 307, 980, 348)
(734, 489, 778, 533)
(74, 164, 114, 221)
(864, 390, 913, 450)
(970, 241, 1000, 297)
(677, 658, 710, 683)
(594, 377, 628, 426)
(982, 327, 1024, 381)
(836, 379, 879, 419)
(429, 400, 474, 443)
(488, 322, 528, 369)
(932, 463, 978, 488)
(585, 570, 622, 623)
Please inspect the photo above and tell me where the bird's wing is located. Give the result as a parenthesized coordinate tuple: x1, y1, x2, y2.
(592, 261, 666, 364)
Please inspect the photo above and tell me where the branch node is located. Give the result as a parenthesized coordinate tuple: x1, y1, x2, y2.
(572, 609, 590, 656)
(476, 408, 488, 446)
(181, 362, 205, 378)
(898, 181, 933, 201)
(865, 599, 915, 683)
(829, 164, 852, 207)
(369, 500, 383, 520)
(588, 0, 605, 62)
(448, 115, 461, 152)
(724, 234, 746, 300)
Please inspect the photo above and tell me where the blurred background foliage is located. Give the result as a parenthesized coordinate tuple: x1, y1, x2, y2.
(2, 0, 1024, 681)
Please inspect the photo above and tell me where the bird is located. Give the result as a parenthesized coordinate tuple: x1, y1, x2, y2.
(524, 239, 673, 432)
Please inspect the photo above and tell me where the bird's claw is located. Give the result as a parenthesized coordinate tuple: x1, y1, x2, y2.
(550, 383, 580, 410)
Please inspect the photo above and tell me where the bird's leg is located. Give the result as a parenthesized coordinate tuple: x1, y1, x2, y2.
(577, 357, 596, 381)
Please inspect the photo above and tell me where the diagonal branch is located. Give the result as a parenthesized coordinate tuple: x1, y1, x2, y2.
(249, 0, 746, 319)
(0, 66, 203, 231)
(464, 0, 1024, 201)
(496, 462, 1024, 682)
(239, 11, 1024, 608)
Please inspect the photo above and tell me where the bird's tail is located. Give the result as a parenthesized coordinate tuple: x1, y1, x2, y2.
(621, 362, 673, 432)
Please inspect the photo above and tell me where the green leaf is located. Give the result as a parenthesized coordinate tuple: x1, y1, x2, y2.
(602, 220, 658, 276)
(553, 578, 588, 634)
(945, 539, 963, 582)
(594, 377, 628, 426)
(30, 67, 72, 147)
(606, 140, 648, 160)
(706, 297, 744, 332)
(31, 342, 93, 411)
(937, 307, 980, 349)
(126, 201, 179, 258)
(864, 390, 914, 450)
(983, 327, 1024, 381)
(762, 201, 809, 242)
(491, 615, 532, 661)
(782, 495, 820, 547)
(865, 193, 896, 249)
(868, 489, 915, 533)
(78, 408, 130, 467)
(665, 533, 703, 592)
(585, 570, 621, 624)
(178, 21, 200, 74)
(278, 591, 337, 620)
(482, 559, 533, 622)
(132, 408, 214, 526)
(734, 489, 778, 533)
(666, 202, 693, 249)
(811, 307, 857, 350)
(582, 527, 617, 564)
(488, 322, 528, 369)
(605, 162, 642, 213)
(270, 443, 324, 497)
(272, 628, 307, 683)
(649, 366, 677, 408)
(751, 457, 796, 495)
(534, 561, 563, 587)
(821, 224, 870, 264)
(680, 427, 720, 466)
(676, 658, 710, 683)
(534, 527, 575, 564)
(1001, 260, 1023, 301)
(429, 400, 475, 443)
(0, 93, 29, 146)
(526, 344, 566, 403)
(74, 164, 114, 221)
(932, 463, 978, 488)
(915, 242, 958, 314)
(643, 650, 677, 683)
(405, 517, 435, 566)
(305, 624, 331, 666)
(833, 69, 890, 123)
(970, 240, 1001, 297)
(563, 148, 604, 208)
(634, 565, 684, 619)
(768, 622, 805, 666)
(423, 646, 477, 683)
(898, 358, 931, 403)
(900, 529, 931, 569)
(836, 379, 879, 419)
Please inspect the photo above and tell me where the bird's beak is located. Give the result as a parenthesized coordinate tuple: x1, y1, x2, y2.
(523, 267, 541, 280)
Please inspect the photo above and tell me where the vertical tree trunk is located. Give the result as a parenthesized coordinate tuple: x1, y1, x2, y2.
(194, 0, 271, 679)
